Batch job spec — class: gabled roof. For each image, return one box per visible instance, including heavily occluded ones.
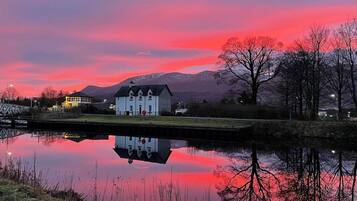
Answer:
[67,92,93,98]
[113,147,172,164]
[114,84,173,97]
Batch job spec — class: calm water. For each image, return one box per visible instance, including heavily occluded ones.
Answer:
[0,127,357,201]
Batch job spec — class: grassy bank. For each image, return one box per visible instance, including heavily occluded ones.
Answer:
[251,120,357,139]
[0,179,63,201]
[30,113,357,139]
[54,114,252,129]
[0,157,84,201]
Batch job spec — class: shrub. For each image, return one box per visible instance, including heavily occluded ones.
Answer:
[186,103,288,119]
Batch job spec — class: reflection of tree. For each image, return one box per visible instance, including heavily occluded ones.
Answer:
[216,144,279,201]
[331,152,349,200]
[278,148,329,201]
[351,157,357,201]
[31,131,65,145]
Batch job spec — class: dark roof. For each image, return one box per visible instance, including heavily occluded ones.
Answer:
[67,92,93,98]
[114,84,173,97]
[113,147,172,164]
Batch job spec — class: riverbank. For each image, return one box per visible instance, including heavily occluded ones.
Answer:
[60,114,251,128]
[26,114,252,140]
[24,114,357,140]
[0,179,79,201]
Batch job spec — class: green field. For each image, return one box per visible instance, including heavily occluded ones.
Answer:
[58,114,252,129]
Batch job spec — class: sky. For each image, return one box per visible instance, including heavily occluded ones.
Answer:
[0,0,356,97]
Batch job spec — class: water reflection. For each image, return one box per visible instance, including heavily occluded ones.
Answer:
[215,144,279,201]
[215,144,357,201]
[114,136,172,164]
[0,127,356,201]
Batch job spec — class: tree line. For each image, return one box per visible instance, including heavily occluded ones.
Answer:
[217,18,357,120]
[0,86,68,107]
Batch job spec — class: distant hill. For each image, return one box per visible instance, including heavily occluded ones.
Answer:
[81,71,233,103]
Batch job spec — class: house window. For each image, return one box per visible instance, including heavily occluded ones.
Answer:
[129,91,134,101]
[130,106,133,112]
[148,91,153,100]
[138,91,143,101]
[149,105,152,114]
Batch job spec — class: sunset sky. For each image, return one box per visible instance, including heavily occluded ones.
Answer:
[0,0,356,96]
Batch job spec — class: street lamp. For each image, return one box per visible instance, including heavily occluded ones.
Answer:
[329,94,338,120]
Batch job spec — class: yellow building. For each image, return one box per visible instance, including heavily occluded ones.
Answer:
[62,92,93,108]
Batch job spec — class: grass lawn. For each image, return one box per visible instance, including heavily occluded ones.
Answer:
[0,179,63,201]
[58,114,252,129]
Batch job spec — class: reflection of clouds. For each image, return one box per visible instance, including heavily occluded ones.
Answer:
[136,51,152,56]
[130,163,152,170]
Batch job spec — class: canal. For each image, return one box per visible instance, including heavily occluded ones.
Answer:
[0,127,356,201]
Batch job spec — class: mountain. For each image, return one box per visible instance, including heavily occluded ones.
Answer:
[81,71,233,103]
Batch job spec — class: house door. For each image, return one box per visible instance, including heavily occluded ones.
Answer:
[139,105,142,115]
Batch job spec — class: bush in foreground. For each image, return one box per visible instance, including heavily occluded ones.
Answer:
[186,103,289,119]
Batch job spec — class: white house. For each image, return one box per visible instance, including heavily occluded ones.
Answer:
[115,84,172,116]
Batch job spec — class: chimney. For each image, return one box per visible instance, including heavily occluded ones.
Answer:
[129,81,135,88]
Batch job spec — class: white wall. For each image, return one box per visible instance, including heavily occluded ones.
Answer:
[116,95,160,116]
[115,88,171,116]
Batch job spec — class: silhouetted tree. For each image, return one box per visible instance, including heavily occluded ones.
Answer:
[337,18,357,109]
[276,25,329,120]
[39,87,68,107]
[326,34,350,120]
[278,50,310,118]
[1,85,19,101]
[217,36,283,104]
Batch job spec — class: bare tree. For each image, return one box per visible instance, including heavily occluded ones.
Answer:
[39,87,66,107]
[326,32,350,120]
[292,25,329,120]
[1,85,19,101]
[338,18,357,109]
[218,36,283,104]
[278,50,311,118]
[41,87,58,100]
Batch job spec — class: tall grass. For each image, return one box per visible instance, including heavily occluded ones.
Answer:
[0,154,214,201]
[0,153,85,201]
[90,163,213,201]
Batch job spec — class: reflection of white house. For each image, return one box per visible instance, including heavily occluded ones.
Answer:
[114,84,172,116]
[113,136,171,164]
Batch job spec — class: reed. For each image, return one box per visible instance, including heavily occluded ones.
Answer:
[0,154,85,201]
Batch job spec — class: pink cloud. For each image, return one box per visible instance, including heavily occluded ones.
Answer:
[0,1,355,96]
